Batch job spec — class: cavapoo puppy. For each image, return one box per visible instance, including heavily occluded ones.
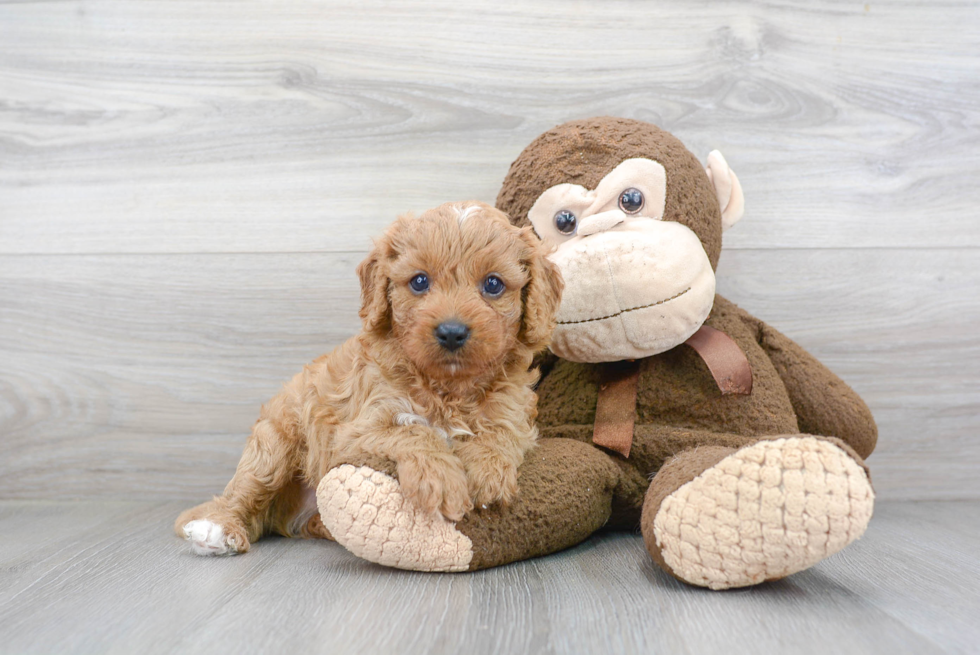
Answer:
[176,201,563,555]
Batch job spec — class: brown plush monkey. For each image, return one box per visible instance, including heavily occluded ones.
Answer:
[317,118,877,590]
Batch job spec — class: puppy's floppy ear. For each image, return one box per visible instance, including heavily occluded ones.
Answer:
[518,227,564,352]
[356,236,392,336]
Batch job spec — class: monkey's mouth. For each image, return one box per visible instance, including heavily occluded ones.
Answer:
[556,287,691,326]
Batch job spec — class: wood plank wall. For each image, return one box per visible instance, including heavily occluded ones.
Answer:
[2,0,977,501]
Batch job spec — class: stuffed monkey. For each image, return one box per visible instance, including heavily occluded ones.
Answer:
[316,118,877,589]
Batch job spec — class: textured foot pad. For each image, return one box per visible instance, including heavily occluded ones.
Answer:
[653,437,874,590]
[316,465,473,572]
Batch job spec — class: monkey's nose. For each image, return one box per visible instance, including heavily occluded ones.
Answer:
[577,209,626,237]
[435,321,470,352]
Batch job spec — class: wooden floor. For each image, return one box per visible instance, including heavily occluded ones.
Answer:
[0,500,976,655]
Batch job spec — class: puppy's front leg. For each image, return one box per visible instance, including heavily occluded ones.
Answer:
[339,425,473,521]
[453,427,532,510]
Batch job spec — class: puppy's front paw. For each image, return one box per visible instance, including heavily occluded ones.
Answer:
[467,457,519,509]
[398,453,473,521]
[182,519,248,556]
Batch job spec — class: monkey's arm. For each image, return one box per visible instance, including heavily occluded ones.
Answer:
[736,307,878,459]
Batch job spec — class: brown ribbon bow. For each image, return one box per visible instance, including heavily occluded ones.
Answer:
[591,325,753,458]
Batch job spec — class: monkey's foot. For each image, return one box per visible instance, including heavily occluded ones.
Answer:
[316,465,474,572]
[643,436,874,590]
[318,439,621,572]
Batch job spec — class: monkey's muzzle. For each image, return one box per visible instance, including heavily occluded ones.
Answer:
[547,221,716,363]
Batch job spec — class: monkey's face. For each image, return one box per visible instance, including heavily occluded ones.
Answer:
[528,158,716,363]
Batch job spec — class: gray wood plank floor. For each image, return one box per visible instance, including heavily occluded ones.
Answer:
[0,501,976,655]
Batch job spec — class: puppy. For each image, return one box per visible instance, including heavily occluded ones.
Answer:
[175,201,563,555]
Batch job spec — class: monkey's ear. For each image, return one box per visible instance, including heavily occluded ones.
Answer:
[705,150,745,231]
[518,228,565,352]
[356,238,392,336]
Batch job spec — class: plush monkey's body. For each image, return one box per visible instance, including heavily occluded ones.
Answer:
[317,118,877,589]
[535,295,875,527]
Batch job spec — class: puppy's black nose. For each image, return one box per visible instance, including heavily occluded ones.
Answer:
[435,321,470,352]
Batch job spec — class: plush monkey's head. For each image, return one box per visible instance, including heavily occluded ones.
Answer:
[496,117,744,363]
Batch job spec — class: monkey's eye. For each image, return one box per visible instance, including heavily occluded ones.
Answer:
[409,273,430,294]
[554,209,577,234]
[482,275,505,297]
[618,188,644,214]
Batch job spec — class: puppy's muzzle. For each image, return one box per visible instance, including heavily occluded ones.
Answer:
[435,321,470,352]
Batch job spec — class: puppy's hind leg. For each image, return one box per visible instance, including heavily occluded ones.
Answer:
[264,478,335,541]
[175,417,300,556]
[176,500,246,556]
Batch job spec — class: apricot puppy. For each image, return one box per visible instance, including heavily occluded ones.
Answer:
[175,201,563,555]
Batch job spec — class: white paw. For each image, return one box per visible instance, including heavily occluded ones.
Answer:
[182,519,238,556]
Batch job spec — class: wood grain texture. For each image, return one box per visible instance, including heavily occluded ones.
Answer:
[1,1,978,254]
[1,0,978,504]
[1,249,977,501]
[0,500,976,654]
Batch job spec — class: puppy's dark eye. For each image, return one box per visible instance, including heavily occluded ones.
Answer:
[409,273,429,294]
[482,275,505,297]
[554,210,577,235]
[619,188,644,214]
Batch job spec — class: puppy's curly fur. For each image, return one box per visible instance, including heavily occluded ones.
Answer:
[175,201,563,555]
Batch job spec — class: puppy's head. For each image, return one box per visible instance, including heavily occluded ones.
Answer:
[357,201,563,380]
